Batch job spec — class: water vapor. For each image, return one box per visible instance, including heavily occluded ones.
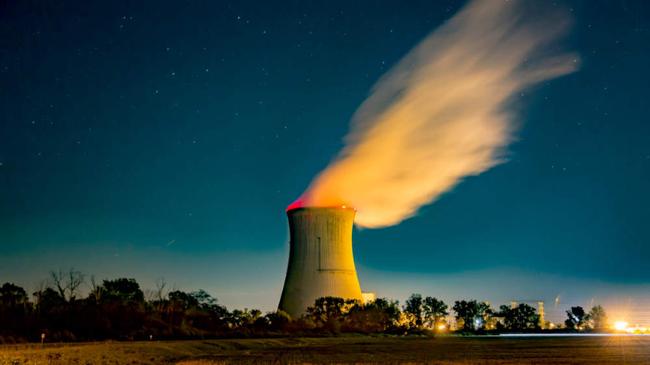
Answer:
[292,0,578,228]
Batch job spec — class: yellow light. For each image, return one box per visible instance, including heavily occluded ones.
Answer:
[437,324,446,331]
[614,321,628,331]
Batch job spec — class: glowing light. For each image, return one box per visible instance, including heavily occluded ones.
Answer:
[613,321,628,331]
[437,324,446,331]
[286,199,356,212]
[286,199,305,211]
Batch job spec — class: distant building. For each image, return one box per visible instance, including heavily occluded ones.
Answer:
[538,301,545,328]
[362,292,376,304]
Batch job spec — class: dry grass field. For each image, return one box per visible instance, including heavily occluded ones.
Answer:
[1,335,649,364]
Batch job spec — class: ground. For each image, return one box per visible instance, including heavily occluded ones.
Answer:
[1,335,649,364]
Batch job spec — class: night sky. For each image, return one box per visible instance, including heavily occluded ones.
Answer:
[1,1,649,321]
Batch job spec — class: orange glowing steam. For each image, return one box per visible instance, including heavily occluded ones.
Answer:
[290,0,578,228]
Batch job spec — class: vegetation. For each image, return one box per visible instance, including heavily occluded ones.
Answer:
[565,306,587,330]
[586,305,608,330]
[496,303,540,331]
[452,300,492,331]
[0,270,613,343]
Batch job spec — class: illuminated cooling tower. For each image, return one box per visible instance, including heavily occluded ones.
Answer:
[278,207,363,317]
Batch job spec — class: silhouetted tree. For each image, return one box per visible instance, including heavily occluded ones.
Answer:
[586,305,607,330]
[101,278,144,303]
[265,310,292,332]
[423,297,448,330]
[98,278,145,338]
[0,283,28,307]
[154,278,168,303]
[188,290,228,332]
[0,283,31,335]
[4,274,609,341]
[453,300,492,331]
[498,304,540,331]
[373,298,402,326]
[169,290,199,311]
[191,290,216,309]
[306,297,346,324]
[345,298,402,333]
[50,268,84,302]
[31,287,66,338]
[33,288,65,316]
[565,306,586,330]
[226,308,264,333]
[404,294,424,328]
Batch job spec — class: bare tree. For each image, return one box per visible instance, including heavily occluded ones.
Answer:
[67,268,84,301]
[143,288,156,302]
[89,275,98,293]
[32,279,49,303]
[50,269,67,299]
[50,268,85,301]
[89,275,103,302]
[154,277,167,302]
[151,277,168,311]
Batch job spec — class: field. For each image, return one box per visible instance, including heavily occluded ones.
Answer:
[1,335,649,364]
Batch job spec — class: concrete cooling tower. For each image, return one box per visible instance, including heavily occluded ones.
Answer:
[278,207,363,317]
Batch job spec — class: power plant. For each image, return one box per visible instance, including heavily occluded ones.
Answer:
[278,206,363,317]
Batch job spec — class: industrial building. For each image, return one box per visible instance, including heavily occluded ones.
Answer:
[278,206,363,317]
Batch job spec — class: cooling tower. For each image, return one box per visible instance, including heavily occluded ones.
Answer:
[278,207,363,317]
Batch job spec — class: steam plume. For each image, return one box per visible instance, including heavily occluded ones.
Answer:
[292,0,578,228]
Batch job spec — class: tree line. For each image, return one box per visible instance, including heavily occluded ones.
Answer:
[0,270,610,343]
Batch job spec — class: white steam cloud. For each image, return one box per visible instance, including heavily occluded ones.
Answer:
[294,0,578,228]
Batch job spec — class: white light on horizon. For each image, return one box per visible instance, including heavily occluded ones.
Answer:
[614,321,628,331]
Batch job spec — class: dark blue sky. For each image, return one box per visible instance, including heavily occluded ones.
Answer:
[1,1,649,316]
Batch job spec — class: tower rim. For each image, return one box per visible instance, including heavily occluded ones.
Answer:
[286,205,356,214]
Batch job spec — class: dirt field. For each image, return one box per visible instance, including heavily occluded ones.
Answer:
[1,335,649,364]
